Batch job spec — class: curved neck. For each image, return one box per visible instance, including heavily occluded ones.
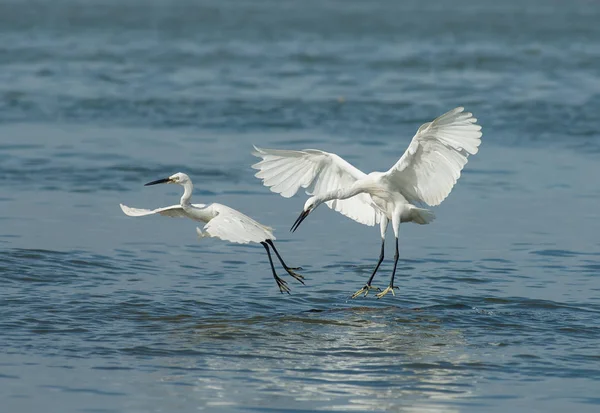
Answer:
[316,184,365,206]
[180,181,194,206]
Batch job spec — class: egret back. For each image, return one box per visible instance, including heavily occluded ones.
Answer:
[197,203,275,244]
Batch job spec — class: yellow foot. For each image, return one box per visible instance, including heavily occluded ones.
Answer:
[376,285,399,299]
[275,276,291,294]
[285,267,305,285]
[351,284,380,299]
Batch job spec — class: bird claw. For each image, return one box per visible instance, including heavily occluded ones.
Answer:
[275,276,291,294]
[350,284,380,299]
[285,267,305,285]
[376,285,399,299]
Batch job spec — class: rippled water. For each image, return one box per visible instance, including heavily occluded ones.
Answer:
[2,0,600,412]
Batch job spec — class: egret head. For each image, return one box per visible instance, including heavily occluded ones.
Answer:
[290,196,319,233]
[145,172,191,186]
[168,172,191,185]
[303,196,318,212]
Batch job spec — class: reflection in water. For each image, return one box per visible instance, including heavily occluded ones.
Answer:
[158,306,473,411]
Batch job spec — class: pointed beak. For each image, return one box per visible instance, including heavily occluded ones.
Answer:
[144,177,171,186]
[290,209,311,233]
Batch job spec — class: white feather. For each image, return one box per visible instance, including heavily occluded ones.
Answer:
[252,147,381,226]
[120,173,303,294]
[197,203,274,244]
[250,107,482,298]
[383,107,482,206]
[120,203,206,220]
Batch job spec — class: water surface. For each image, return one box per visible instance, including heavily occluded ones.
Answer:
[1,0,600,412]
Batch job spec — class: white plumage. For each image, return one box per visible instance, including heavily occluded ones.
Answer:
[195,203,275,245]
[120,172,303,294]
[252,107,482,298]
[252,148,381,226]
[120,204,203,219]
[120,202,274,244]
[384,107,482,206]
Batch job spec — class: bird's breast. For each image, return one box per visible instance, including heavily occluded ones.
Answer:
[371,191,410,218]
[371,194,393,215]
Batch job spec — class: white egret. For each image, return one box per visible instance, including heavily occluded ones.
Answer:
[252,107,482,298]
[119,172,304,294]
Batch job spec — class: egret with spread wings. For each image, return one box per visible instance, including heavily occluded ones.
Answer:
[120,172,304,294]
[252,107,482,298]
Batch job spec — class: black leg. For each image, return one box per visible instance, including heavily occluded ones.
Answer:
[265,239,304,285]
[366,238,385,286]
[351,238,385,299]
[261,242,290,294]
[376,237,400,298]
[389,237,400,288]
[265,239,302,270]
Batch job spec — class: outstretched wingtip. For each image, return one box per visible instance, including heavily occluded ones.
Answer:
[119,203,135,216]
[251,145,264,157]
[251,145,269,169]
[447,106,465,117]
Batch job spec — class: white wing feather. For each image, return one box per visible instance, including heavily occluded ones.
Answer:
[384,107,482,206]
[252,147,380,226]
[119,203,207,220]
[120,203,188,218]
[196,203,274,244]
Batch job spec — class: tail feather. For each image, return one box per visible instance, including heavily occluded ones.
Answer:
[411,207,436,225]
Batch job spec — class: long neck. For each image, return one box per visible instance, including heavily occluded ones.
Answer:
[180,181,194,206]
[316,183,366,205]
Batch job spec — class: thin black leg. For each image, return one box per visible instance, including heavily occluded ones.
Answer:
[261,242,290,294]
[389,237,400,288]
[376,237,400,298]
[265,239,304,285]
[351,238,385,299]
[366,238,385,286]
[265,239,302,270]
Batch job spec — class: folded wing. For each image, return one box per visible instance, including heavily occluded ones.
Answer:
[197,203,274,244]
[252,147,380,226]
[383,107,482,206]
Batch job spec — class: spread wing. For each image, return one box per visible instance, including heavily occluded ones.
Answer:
[196,203,274,244]
[383,107,482,206]
[119,203,206,219]
[252,147,380,226]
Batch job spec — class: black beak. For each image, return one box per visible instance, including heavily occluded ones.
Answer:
[144,177,171,186]
[290,209,310,233]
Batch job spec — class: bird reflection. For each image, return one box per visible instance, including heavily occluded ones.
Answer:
[157,305,475,411]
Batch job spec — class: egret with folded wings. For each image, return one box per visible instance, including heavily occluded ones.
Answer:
[252,107,482,298]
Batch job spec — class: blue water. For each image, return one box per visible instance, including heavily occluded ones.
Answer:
[2,0,600,412]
